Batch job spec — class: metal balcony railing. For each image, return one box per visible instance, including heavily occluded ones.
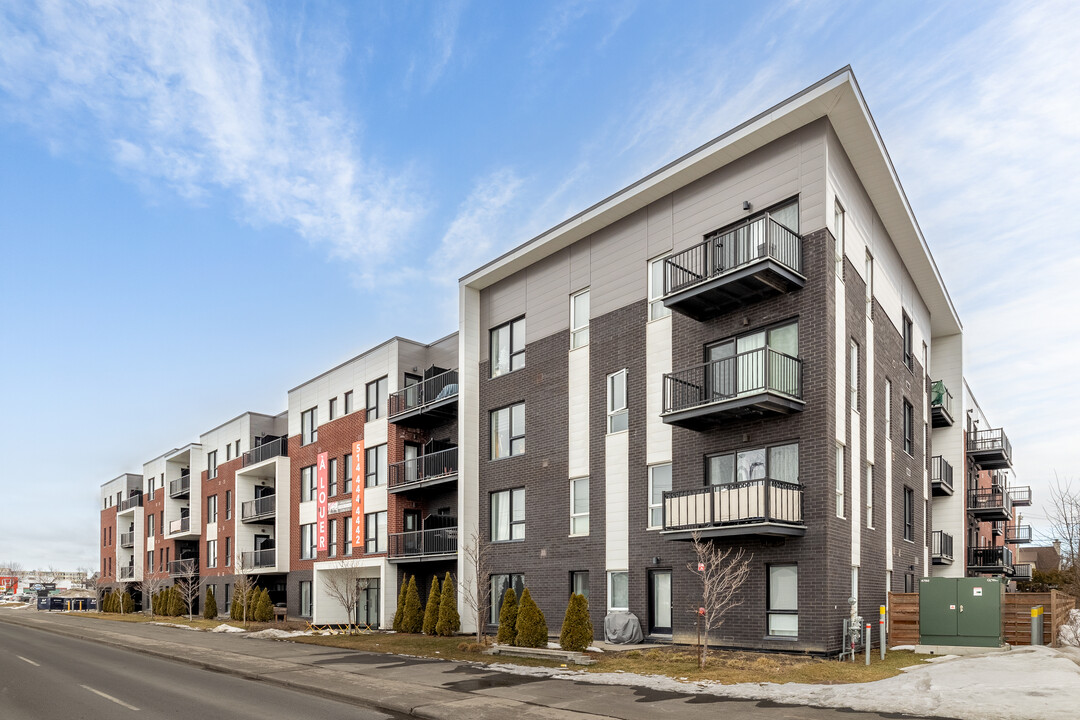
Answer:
[388,526,458,559]
[167,559,198,577]
[119,532,134,548]
[1009,486,1032,506]
[169,475,190,498]
[241,548,276,569]
[242,437,288,467]
[663,348,802,415]
[119,492,143,511]
[388,447,458,490]
[119,566,135,580]
[662,213,802,297]
[388,369,459,418]
[931,455,954,495]
[1012,563,1033,581]
[968,546,1013,570]
[241,495,276,522]
[663,479,804,531]
[1006,525,1033,544]
[932,530,954,561]
[968,488,1013,517]
[930,380,954,426]
[967,428,1012,468]
[169,517,191,534]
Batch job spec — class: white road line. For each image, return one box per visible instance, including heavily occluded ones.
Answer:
[80,685,140,711]
[16,656,39,667]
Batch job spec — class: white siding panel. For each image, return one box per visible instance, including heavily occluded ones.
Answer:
[645,316,672,465]
[605,431,629,571]
[567,346,590,478]
[570,237,591,293]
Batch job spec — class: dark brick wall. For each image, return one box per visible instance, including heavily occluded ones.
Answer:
[202,456,240,578]
[100,506,116,580]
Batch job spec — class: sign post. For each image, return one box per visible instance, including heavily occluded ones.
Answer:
[880,605,886,660]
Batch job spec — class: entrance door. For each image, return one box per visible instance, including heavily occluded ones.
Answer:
[404,443,420,483]
[356,578,380,627]
[403,510,421,555]
[404,373,422,410]
[648,570,672,635]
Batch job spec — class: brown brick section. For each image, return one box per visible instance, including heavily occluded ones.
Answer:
[100,506,117,580]
[202,456,241,580]
[142,479,176,581]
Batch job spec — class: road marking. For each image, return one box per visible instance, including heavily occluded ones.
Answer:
[80,685,140,711]
[16,656,39,667]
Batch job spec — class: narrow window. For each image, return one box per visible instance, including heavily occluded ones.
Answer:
[902,313,914,372]
[570,477,589,536]
[491,487,525,541]
[608,571,629,611]
[366,377,388,420]
[648,257,672,320]
[865,463,874,529]
[865,251,873,317]
[364,511,387,553]
[570,571,589,599]
[225,443,232,462]
[329,397,338,421]
[834,200,845,277]
[207,495,218,523]
[301,523,316,559]
[225,537,231,567]
[344,390,354,415]
[903,487,915,541]
[300,581,312,616]
[490,574,525,624]
[328,519,338,557]
[301,465,316,502]
[207,450,218,479]
[607,369,628,433]
[490,317,526,377]
[328,457,338,497]
[225,490,232,520]
[835,444,845,518]
[207,539,217,568]
[344,516,352,555]
[903,400,915,456]
[648,463,672,528]
[301,407,318,445]
[570,289,590,349]
[768,564,798,637]
[365,445,387,487]
[343,453,352,494]
[491,403,525,459]
[849,340,859,412]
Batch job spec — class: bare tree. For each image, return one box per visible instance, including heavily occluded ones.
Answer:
[231,552,258,626]
[460,528,493,644]
[75,567,96,591]
[176,561,201,620]
[139,575,168,619]
[321,562,367,632]
[41,566,61,584]
[687,531,752,669]
[1046,475,1080,597]
[85,573,108,611]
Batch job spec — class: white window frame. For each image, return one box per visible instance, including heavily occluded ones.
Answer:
[366,376,388,420]
[570,289,590,349]
[491,403,525,459]
[300,581,312,617]
[490,317,526,377]
[607,369,628,434]
[569,477,589,536]
[768,564,798,638]
[207,539,217,569]
[301,407,318,445]
[849,339,859,412]
[607,571,629,612]
[207,450,218,479]
[647,463,671,529]
[300,524,316,559]
[491,487,525,542]
[865,462,874,529]
[884,379,892,440]
[835,444,845,518]
[648,257,672,321]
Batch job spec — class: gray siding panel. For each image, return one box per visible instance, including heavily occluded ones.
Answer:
[590,208,649,318]
[646,196,674,259]
[569,236,591,293]
[525,247,571,345]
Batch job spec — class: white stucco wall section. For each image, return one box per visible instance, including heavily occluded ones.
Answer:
[567,346,590,478]
[605,431,630,572]
[931,333,965,578]
[457,285,481,635]
[645,316,673,466]
[311,557,390,626]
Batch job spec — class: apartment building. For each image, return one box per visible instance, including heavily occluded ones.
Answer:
[100,473,142,583]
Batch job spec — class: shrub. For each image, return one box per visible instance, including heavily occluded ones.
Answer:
[121,591,134,615]
[514,588,547,648]
[203,586,218,619]
[423,576,441,636]
[559,593,593,652]
[436,572,460,636]
[255,588,273,622]
[401,575,424,633]
[393,575,408,631]
[167,586,184,617]
[495,587,518,644]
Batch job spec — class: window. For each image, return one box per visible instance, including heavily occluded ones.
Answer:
[301,465,317,502]
[849,340,859,411]
[903,400,915,456]
[490,317,526,377]
[571,571,589,599]
[834,199,845,277]
[365,445,387,487]
[207,539,217,568]
[344,390,354,415]
[301,523,316,559]
[865,252,874,317]
[608,571,629,611]
[160,511,164,536]
[226,443,232,462]
[329,397,338,421]
[491,403,525,459]
[648,257,672,321]
[570,290,590,348]
[301,407,318,445]
[866,463,874,529]
[835,444,845,518]
[366,377,388,420]
[902,313,914,372]
[344,453,352,494]
[207,450,218,479]
[225,490,232,521]
[570,477,589,536]
[884,379,892,440]
[224,583,231,607]
[903,487,915,541]
[491,487,525,541]
[207,495,218,523]
[147,514,155,537]
[328,458,338,497]
[147,550,153,571]
[707,443,799,486]
[364,511,387,554]
[904,573,915,593]
[490,574,525,623]
[300,581,312,617]
[851,566,859,605]
[235,440,240,458]
[648,463,672,528]
[768,564,798,637]
[225,537,231,567]
[607,370,628,433]
[344,516,352,555]
[328,519,338,557]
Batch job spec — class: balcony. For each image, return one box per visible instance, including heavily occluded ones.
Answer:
[241,495,276,523]
[241,548,276,569]
[968,546,1013,574]
[931,455,954,496]
[931,530,954,565]
[118,566,135,580]
[389,447,458,494]
[968,428,1013,470]
[388,525,458,562]
[930,380,954,428]
[1009,486,1032,507]
[119,532,134,549]
[1006,525,1033,544]
[968,487,1013,522]
[661,213,804,321]
[1012,563,1033,581]
[118,492,143,512]
[167,559,198,577]
[242,436,288,467]
[169,475,190,498]
[662,348,803,429]
[661,479,805,540]
[169,517,192,535]
[388,369,459,427]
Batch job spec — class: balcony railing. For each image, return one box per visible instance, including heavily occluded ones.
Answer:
[388,369,459,425]
[930,380,954,427]
[119,532,134,548]
[241,495,276,522]
[968,487,1013,521]
[241,548,276,569]
[931,530,954,564]
[388,447,458,492]
[388,526,458,560]
[931,455,954,496]
[169,517,191,534]
[1012,563,1033,581]
[242,437,288,467]
[968,428,1013,470]
[662,479,805,538]
[119,492,143,512]
[662,348,803,429]
[118,566,135,580]
[1009,486,1032,507]
[968,546,1013,572]
[167,559,198,577]
[169,475,190,498]
[1006,525,1033,544]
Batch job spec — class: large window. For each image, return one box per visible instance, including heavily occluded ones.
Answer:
[834,199,845,277]
[904,487,915,541]
[491,487,525,542]
[328,457,338,497]
[902,313,914,372]
[768,564,798,637]
[366,376,388,420]
[706,443,798,486]
[207,450,218,479]
[301,465,317,502]
[706,320,799,398]
[300,524,316,559]
[570,289,590,349]
[301,407,318,445]
[835,444,845,518]
[491,403,525,459]
[490,317,526,377]
[903,400,915,456]
[365,444,387,487]
[608,571,629,611]
[490,574,525,623]
[365,511,387,553]
[207,494,218,523]
[607,370,628,433]
[207,539,217,568]
[648,463,672,529]
[648,257,671,321]
[300,581,312,617]
[570,477,589,536]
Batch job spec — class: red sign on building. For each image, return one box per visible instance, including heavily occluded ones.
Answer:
[352,441,365,549]
[316,452,329,552]
[0,576,17,595]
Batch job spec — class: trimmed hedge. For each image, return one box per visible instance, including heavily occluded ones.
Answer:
[204,586,218,619]
[514,588,547,648]
[559,593,592,652]
[496,588,518,644]
[435,572,460,636]
[401,575,423,633]
[423,576,441,636]
[393,575,407,631]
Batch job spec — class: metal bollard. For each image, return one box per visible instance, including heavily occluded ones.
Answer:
[879,605,886,660]
[865,623,871,665]
[1031,606,1044,646]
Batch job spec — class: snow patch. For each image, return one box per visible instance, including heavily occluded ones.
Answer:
[1058,609,1080,647]
[151,622,198,631]
[244,628,313,640]
[211,624,246,633]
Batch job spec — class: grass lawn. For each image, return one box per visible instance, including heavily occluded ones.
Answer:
[66,611,308,633]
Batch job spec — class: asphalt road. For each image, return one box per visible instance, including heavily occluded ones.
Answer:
[0,620,402,720]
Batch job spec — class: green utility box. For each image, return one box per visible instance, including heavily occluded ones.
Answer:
[919,577,1004,647]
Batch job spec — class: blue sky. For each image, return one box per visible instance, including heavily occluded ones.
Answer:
[1,0,1078,570]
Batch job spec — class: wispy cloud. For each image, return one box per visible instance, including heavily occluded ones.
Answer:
[404,0,467,93]
[0,0,420,258]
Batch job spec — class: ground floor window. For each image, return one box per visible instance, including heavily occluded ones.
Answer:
[300,580,312,617]
[608,571,629,611]
[767,564,798,637]
[490,573,524,623]
[223,584,231,607]
[357,578,379,627]
[570,571,588,599]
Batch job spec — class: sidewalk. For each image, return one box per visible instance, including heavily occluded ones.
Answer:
[0,610,913,720]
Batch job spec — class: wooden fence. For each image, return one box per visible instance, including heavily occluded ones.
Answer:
[887,591,1076,647]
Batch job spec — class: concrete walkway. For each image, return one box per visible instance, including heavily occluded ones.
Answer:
[0,610,932,720]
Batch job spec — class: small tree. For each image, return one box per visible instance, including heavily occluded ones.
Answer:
[460,529,493,644]
[121,590,135,615]
[436,572,460,637]
[167,585,185,617]
[204,586,218,619]
[559,593,592,652]
[176,562,200,620]
[255,588,273,622]
[393,574,408,631]
[495,587,518,644]
[514,588,547,648]
[322,563,366,632]
[401,576,424,633]
[139,576,167,618]
[423,576,441,636]
[688,531,751,669]
[231,553,258,627]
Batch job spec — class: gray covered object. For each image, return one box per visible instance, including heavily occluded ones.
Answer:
[603,611,644,644]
